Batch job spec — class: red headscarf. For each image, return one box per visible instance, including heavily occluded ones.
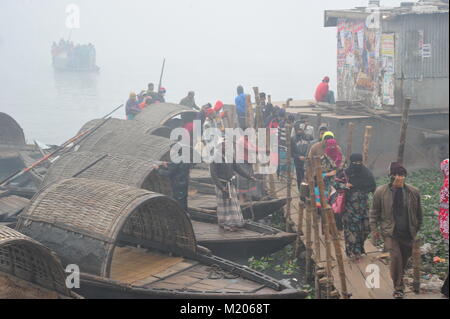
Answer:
[439,159,449,240]
[325,138,342,168]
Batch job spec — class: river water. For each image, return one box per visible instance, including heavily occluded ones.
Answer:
[1,0,385,145]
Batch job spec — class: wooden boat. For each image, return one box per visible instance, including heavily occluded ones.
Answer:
[134,103,198,129]
[0,225,80,298]
[0,112,47,187]
[188,209,296,259]
[16,178,305,299]
[76,119,175,162]
[0,194,29,226]
[40,151,172,196]
[189,191,287,221]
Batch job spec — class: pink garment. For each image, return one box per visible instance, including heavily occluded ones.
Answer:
[325,138,342,168]
[439,159,449,240]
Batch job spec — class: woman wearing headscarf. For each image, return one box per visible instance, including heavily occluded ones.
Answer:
[335,153,376,261]
[439,159,449,297]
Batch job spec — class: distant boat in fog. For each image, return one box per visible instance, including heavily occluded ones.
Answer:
[51,38,99,72]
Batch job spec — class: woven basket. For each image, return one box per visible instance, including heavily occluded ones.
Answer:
[17,178,196,277]
[0,112,26,146]
[41,151,173,196]
[0,225,71,297]
[134,103,198,128]
[76,119,175,162]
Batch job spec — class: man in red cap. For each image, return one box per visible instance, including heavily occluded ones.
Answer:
[370,162,423,299]
[314,76,335,104]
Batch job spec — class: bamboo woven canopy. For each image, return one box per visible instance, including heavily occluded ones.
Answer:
[40,151,173,196]
[76,119,175,161]
[17,178,197,277]
[0,225,71,296]
[0,112,26,146]
[134,103,198,128]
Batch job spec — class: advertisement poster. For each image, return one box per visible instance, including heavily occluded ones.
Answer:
[336,18,379,104]
[381,33,395,105]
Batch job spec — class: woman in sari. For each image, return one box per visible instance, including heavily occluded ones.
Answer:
[335,153,376,261]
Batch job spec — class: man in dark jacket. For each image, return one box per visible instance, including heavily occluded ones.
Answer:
[291,121,310,191]
[370,162,423,299]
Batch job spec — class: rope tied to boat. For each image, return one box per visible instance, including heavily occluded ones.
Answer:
[207,264,240,280]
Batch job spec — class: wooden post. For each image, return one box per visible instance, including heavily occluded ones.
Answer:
[363,126,373,166]
[412,237,421,293]
[324,206,349,299]
[397,97,411,164]
[306,158,321,298]
[253,87,264,129]
[313,157,349,299]
[313,156,333,299]
[345,122,355,163]
[245,94,254,129]
[295,199,305,256]
[316,113,322,137]
[285,123,293,232]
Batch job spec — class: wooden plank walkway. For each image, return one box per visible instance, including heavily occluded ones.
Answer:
[274,177,443,299]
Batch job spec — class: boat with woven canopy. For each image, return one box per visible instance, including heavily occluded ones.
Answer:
[75,120,175,162]
[16,178,305,299]
[40,151,172,196]
[134,103,198,129]
[0,225,80,298]
[38,151,294,258]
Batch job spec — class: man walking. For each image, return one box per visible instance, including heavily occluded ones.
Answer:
[370,162,423,299]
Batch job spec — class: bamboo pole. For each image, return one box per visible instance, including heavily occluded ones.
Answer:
[252,87,264,129]
[324,206,349,299]
[295,199,305,256]
[285,123,293,232]
[313,156,333,299]
[245,94,254,129]
[306,158,322,298]
[412,237,421,293]
[316,113,322,137]
[345,122,355,163]
[363,126,373,166]
[313,157,349,299]
[397,97,411,164]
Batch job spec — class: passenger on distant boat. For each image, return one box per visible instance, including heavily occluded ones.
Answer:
[125,92,141,120]
[180,91,199,111]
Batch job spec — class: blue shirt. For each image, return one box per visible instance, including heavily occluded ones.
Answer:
[235,93,246,116]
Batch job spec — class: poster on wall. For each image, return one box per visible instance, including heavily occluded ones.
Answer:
[336,18,380,105]
[381,33,395,105]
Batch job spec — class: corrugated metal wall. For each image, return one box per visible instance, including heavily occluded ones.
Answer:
[383,12,449,79]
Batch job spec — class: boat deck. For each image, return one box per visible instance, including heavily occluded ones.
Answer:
[111,246,272,294]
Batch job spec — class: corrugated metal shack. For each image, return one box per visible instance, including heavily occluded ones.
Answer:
[277,1,448,174]
[324,0,449,111]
